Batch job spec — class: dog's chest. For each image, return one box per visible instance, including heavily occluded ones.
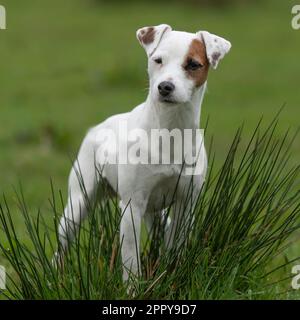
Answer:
[117,162,198,213]
[145,163,181,203]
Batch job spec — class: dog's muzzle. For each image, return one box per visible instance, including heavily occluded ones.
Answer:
[158,81,175,100]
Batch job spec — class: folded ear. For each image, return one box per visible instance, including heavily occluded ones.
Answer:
[197,31,231,69]
[137,24,172,57]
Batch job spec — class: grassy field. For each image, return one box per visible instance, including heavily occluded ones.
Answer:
[0,0,300,299]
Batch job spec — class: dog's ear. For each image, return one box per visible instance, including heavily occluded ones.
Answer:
[137,24,172,57]
[197,31,231,69]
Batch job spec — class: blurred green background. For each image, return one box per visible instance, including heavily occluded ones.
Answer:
[0,0,299,221]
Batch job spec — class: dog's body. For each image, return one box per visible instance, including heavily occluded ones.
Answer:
[55,25,231,281]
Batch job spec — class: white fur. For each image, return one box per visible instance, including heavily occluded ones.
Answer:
[54,25,231,282]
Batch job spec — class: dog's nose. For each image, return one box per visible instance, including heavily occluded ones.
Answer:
[158,81,175,97]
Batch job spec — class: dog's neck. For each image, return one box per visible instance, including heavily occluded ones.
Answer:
[144,82,207,131]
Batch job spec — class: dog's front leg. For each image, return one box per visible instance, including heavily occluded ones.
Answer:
[120,202,142,282]
[164,199,195,251]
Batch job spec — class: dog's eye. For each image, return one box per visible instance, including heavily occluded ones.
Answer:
[154,57,162,64]
[185,59,203,71]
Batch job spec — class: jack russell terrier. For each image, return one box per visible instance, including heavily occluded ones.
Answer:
[54,24,231,281]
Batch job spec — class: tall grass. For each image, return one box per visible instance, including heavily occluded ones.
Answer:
[0,117,300,299]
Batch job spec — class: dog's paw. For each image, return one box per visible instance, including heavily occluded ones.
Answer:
[123,269,140,297]
[125,278,140,298]
[51,251,65,271]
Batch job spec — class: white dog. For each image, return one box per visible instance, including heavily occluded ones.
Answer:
[54,24,231,281]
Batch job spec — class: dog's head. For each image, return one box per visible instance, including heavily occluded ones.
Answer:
[137,24,231,105]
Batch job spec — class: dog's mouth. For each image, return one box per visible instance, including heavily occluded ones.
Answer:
[160,97,176,104]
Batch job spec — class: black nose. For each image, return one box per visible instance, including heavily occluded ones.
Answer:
[158,81,175,97]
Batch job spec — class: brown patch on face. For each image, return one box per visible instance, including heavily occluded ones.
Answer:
[138,27,155,45]
[182,38,209,88]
